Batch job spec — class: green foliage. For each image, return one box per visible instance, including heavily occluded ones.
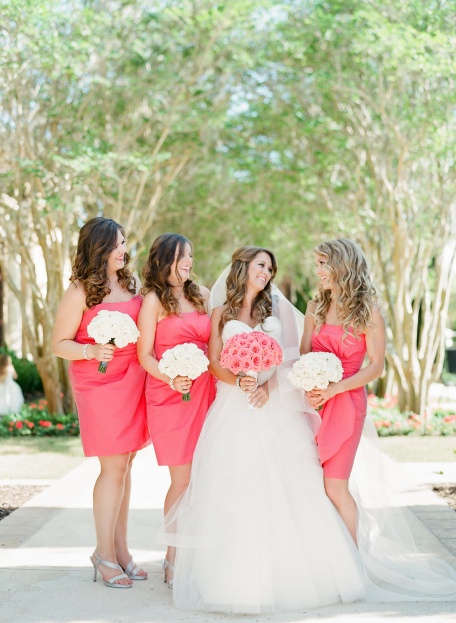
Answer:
[0,400,79,437]
[1,0,456,413]
[11,358,43,396]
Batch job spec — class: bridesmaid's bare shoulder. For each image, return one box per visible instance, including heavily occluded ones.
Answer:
[199,285,210,302]
[62,280,87,308]
[305,300,316,316]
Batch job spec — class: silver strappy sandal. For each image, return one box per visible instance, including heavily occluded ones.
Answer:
[90,552,132,588]
[161,558,174,588]
[122,556,148,580]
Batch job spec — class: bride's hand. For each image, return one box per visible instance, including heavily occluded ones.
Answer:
[248,383,269,409]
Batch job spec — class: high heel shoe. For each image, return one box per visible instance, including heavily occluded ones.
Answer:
[121,556,148,580]
[161,559,174,588]
[90,551,132,588]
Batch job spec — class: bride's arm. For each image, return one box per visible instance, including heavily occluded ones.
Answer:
[208,307,256,392]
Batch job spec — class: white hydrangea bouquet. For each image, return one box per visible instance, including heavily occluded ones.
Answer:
[87,310,140,373]
[158,342,210,402]
[288,351,343,392]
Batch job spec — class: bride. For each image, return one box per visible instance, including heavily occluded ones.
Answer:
[158,246,366,613]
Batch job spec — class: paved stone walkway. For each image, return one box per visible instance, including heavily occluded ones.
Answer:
[1,446,456,623]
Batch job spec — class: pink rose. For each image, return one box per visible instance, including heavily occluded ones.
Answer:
[238,348,250,360]
[251,355,261,368]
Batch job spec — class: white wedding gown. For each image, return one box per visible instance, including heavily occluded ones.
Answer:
[158,317,366,613]
[0,368,24,415]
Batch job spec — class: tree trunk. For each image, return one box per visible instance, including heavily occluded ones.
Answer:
[0,259,4,348]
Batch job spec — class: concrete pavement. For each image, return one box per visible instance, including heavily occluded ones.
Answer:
[1,446,456,623]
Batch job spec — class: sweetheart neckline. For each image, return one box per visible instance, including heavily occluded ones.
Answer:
[226,319,262,331]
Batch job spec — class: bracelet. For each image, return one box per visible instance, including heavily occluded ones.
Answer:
[82,344,93,361]
[169,377,176,391]
[235,375,242,389]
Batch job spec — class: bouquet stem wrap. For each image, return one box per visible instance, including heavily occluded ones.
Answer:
[98,338,115,374]
[245,370,258,409]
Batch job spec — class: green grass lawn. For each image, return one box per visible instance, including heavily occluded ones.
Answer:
[0,437,85,480]
[379,435,456,462]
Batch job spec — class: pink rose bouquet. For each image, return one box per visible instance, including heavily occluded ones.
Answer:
[220,331,283,390]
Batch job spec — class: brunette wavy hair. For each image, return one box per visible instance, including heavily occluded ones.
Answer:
[141,233,206,315]
[70,217,136,308]
[0,354,10,383]
[219,246,277,333]
[313,238,378,337]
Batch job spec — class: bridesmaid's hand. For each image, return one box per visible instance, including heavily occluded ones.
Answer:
[90,343,116,363]
[172,375,193,394]
[248,383,269,409]
[307,383,339,409]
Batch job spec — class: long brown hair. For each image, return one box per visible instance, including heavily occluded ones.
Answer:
[141,233,206,315]
[219,246,277,332]
[70,217,136,308]
[313,238,378,337]
[0,354,10,383]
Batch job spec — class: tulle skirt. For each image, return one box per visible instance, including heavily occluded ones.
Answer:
[157,380,365,614]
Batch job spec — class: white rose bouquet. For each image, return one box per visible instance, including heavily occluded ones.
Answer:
[87,310,140,373]
[158,342,210,402]
[288,351,343,393]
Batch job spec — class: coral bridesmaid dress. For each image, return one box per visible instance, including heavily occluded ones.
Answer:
[146,310,216,466]
[69,295,149,457]
[312,324,367,478]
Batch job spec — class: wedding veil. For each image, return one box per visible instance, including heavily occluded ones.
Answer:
[208,263,456,601]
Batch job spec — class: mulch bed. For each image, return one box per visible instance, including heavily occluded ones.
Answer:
[0,485,45,521]
[432,484,456,511]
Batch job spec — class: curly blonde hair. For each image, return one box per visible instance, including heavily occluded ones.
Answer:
[70,217,136,308]
[141,233,206,315]
[313,238,377,337]
[219,246,277,333]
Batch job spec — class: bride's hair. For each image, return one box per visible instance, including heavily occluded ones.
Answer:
[70,217,136,308]
[219,246,277,332]
[313,238,378,337]
[141,233,206,315]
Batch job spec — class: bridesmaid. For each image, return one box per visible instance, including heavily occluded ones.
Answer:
[137,233,216,586]
[300,238,386,542]
[52,217,149,588]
